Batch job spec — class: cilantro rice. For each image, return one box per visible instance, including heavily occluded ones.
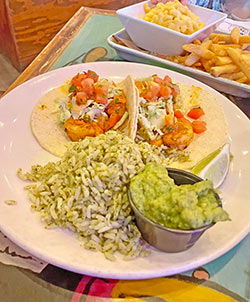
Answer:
[17,131,185,261]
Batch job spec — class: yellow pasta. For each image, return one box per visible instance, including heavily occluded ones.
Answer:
[143,0,205,35]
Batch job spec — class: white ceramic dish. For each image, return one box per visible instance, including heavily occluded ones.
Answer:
[0,62,250,279]
[116,0,227,55]
[108,29,250,98]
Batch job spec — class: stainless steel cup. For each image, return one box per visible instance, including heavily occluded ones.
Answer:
[128,168,221,253]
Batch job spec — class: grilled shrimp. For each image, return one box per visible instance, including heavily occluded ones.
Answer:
[162,120,194,150]
[64,117,103,141]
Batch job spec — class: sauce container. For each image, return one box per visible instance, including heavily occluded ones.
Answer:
[128,168,221,252]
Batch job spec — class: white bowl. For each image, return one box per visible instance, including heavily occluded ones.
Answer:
[116,1,227,55]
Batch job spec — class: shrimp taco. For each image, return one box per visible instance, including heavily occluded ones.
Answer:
[134,74,227,169]
[31,70,138,157]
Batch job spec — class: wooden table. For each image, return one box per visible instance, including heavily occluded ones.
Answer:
[1,6,250,302]
[0,0,141,71]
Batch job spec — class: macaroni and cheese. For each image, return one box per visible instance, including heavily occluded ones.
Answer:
[143,0,205,35]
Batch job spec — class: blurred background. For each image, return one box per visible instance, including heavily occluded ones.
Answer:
[0,0,143,96]
[0,0,249,96]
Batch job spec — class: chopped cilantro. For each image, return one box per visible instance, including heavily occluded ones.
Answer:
[69,84,76,93]
[165,126,173,132]
[115,109,120,114]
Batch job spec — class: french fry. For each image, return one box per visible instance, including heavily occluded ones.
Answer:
[242,54,250,64]
[210,64,239,77]
[220,71,245,80]
[184,52,200,66]
[236,76,248,83]
[210,44,227,56]
[214,44,241,49]
[212,36,220,44]
[231,27,240,44]
[226,48,250,80]
[193,62,202,67]
[201,39,212,49]
[241,44,250,50]
[210,44,241,56]
[209,33,232,43]
[218,40,226,45]
[182,44,214,59]
[239,36,250,44]
[210,30,250,45]
[214,56,233,66]
[176,55,188,63]
[200,58,213,72]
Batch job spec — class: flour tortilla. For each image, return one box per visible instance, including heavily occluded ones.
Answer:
[116,75,138,140]
[133,81,228,170]
[168,84,228,170]
[31,75,138,157]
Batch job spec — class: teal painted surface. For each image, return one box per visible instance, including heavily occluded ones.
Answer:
[51,15,123,70]
[184,233,250,301]
[206,236,250,300]
[49,14,250,301]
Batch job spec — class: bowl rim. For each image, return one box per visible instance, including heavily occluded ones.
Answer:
[116,1,227,38]
[128,167,219,234]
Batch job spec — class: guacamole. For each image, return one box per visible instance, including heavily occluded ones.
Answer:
[129,163,230,230]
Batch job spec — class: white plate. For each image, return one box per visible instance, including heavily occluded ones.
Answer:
[108,29,250,98]
[0,62,250,279]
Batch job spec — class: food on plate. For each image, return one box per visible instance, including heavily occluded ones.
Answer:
[129,162,230,229]
[165,28,250,85]
[18,131,181,261]
[19,69,230,259]
[143,0,205,35]
[134,74,227,169]
[31,70,138,157]
[30,67,228,172]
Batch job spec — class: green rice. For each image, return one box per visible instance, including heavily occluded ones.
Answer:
[17,131,183,261]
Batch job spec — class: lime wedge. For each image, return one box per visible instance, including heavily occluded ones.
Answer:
[191,143,230,188]
[191,147,223,175]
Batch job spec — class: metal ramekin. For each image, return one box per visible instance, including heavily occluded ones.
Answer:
[128,168,221,253]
